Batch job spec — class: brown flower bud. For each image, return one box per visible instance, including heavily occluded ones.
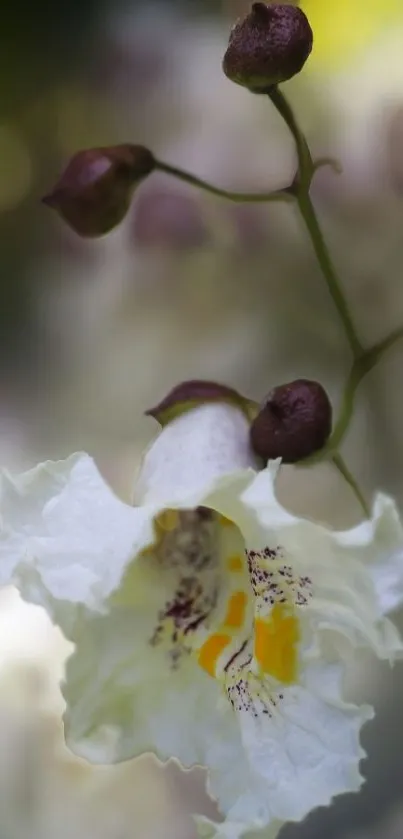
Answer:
[146,380,258,427]
[250,379,332,463]
[223,3,313,92]
[43,144,155,237]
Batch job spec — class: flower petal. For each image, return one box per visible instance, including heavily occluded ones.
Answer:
[0,453,155,616]
[62,599,226,765]
[191,462,403,834]
[135,403,257,506]
[195,813,282,839]
[2,437,403,839]
[62,510,244,766]
[335,493,403,615]
[0,454,245,774]
[194,662,371,836]
[216,463,403,660]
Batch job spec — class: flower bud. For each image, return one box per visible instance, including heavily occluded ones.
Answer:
[250,379,332,463]
[146,380,258,427]
[43,144,155,237]
[223,3,313,92]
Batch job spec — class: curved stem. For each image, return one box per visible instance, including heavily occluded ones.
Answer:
[267,86,313,189]
[267,86,363,360]
[332,453,370,518]
[155,160,292,204]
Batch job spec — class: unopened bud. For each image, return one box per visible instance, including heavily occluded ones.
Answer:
[43,144,155,237]
[223,3,313,92]
[146,380,257,427]
[250,379,332,463]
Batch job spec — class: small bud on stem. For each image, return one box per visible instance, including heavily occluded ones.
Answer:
[146,380,258,427]
[250,379,332,463]
[43,144,155,237]
[223,3,313,92]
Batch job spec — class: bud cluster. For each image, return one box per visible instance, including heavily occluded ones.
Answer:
[147,377,332,465]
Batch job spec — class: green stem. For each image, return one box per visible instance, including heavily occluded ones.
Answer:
[155,160,292,204]
[268,86,363,360]
[363,324,403,369]
[326,363,362,453]
[297,190,363,359]
[268,86,403,466]
[329,326,403,450]
[332,453,370,518]
[267,86,313,189]
[302,325,403,465]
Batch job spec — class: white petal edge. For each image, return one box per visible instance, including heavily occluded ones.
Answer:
[195,813,283,839]
[0,454,157,616]
[335,493,403,615]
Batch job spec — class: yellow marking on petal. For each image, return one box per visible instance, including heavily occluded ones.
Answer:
[224,591,247,629]
[219,514,235,528]
[254,604,299,685]
[155,510,179,532]
[227,555,243,572]
[198,633,231,678]
[140,543,155,558]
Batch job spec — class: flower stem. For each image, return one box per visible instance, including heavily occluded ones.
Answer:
[267,86,363,360]
[267,85,313,189]
[300,325,403,466]
[297,191,364,359]
[154,159,292,204]
[329,326,403,452]
[362,324,403,369]
[332,452,370,518]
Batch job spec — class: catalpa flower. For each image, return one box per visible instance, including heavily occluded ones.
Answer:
[0,383,403,839]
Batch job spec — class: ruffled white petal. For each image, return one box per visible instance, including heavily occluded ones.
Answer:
[193,662,371,838]
[335,493,403,615]
[75,647,367,837]
[0,454,156,617]
[224,463,403,660]
[192,461,402,836]
[0,450,243,772]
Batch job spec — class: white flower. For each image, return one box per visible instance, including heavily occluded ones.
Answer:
[0,401,403,839]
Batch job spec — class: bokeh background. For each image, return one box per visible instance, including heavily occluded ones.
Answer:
[1,0,403,836]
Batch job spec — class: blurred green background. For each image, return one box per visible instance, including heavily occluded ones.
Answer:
[1,1,403,837]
